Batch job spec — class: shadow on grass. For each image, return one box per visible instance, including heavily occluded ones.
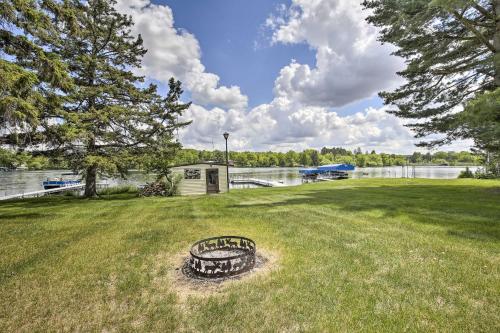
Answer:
[229,184,500,242]
[0,212,53,221]
[0,192,140,210]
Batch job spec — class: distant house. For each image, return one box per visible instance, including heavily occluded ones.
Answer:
[171,162,229,195]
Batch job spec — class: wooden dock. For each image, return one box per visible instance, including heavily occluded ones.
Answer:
[0,183,109,201]
[230,178,284,187]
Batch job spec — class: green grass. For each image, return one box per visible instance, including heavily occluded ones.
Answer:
[0,178,499,332]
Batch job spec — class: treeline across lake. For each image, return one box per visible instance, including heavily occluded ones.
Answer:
[173,148,482,168]
[1,147,481,170]
[0,149,68,170]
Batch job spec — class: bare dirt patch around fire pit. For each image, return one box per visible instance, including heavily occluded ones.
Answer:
[167,248,279,302]
[198,249,246,258]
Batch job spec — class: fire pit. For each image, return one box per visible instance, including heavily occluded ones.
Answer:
[189,236,256,278]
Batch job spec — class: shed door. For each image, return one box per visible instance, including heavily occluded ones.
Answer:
[206,169,220,193]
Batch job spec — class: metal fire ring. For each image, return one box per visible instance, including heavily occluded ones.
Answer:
[189,236,256,278]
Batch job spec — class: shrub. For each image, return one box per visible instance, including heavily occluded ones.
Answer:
[458,167,474,178]
[98,185,138,195]
[458,167,500,180]
[474,171,498,179]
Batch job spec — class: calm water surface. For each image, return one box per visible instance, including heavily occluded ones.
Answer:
[0,166,480,197]
[229,166,481,188]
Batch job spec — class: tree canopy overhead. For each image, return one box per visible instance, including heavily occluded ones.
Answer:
[362,0,499,150]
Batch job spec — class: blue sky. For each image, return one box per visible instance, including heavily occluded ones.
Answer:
[159,0,384,114]
[161,0,313,107]
[116,0,470,153]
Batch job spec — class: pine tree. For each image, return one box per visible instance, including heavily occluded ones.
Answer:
[50,0,190,197]
[362,0,499,148]
[0,0,72,142]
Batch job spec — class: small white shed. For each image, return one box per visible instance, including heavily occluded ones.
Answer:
[171,163,229,195]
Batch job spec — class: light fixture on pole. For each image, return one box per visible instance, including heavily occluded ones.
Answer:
[223,132,230,191]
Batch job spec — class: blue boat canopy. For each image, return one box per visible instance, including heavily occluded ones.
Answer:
[317,164,355,171]
[299,168,320,175]
[299,164,355,175]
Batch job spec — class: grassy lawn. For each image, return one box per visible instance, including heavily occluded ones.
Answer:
[0,178,499,332]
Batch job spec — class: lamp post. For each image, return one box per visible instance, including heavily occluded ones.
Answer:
[223,132,230,191]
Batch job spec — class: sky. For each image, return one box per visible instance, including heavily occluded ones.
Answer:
[115,0,473,153]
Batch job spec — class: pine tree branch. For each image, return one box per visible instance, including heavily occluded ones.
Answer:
[431,49,489,75]
[96,20,115,55]
[451,9,495,52]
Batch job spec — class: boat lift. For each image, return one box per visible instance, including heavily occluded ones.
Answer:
[299,164,355,181]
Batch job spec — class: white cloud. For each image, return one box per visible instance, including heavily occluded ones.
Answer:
[185,72,248,110]
[179,100,472,153]
[178,104,252,150]
[268,0,404,107]
[179,100,423,153]
[115,0,248,110]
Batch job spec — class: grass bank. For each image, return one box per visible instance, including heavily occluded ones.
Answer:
[0,179,499,331]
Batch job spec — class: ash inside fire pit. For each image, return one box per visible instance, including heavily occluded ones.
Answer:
[189,236,256,278]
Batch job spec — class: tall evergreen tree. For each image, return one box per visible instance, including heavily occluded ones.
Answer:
[50,0,190,197]
[0,0,72,142]
[362,0,499,149]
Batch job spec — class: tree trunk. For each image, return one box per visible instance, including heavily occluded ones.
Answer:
[495,0,500,87]
[84,165,98,198]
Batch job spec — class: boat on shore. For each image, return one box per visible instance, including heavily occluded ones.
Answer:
[42,177,81,190]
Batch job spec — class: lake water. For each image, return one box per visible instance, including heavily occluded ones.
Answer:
[229,166,481,188]
[0,166,481,197]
